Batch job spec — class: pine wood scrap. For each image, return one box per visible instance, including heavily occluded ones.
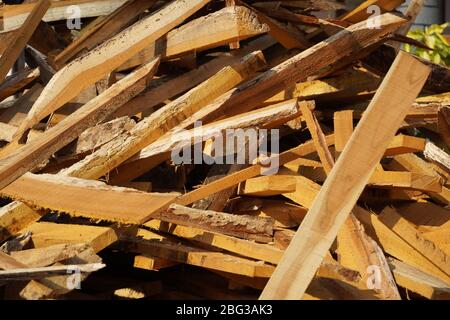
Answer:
[112,35,276,119]
[133,255,179,271]
[0,0,128,33]
[0,173,180,224]
[121,228,275,278]
[424,141,450,173]
[0,57,160,190]
[388,257,450,300]
[0,83,42,127]
[118,5,270,70]
[0,0,50,82]
[0,263,105,281]
[11,0,213,141]
[0,68,40,103]
[260,52,430,299]
[238,175,297,197]
[340,0,405,23]
[154,204,274,243]
[22,222,117,253]
[51,0,158,69]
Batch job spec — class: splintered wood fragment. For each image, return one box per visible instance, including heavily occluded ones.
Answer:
[395,202,450,232]
[369,171,442,193]
[51,0,157,69]
[156,204,274,243]
[10,243,90,267]
[341,0,405,23]
[225,0,240,49]
[12,0,212,140]
[393,0,425,51]
[0,68,40,102]
[0,263,105,281]
[119,5,269,70]
[1,173,179,224]
[388,258,450,300]
[0,58,160,190]
[239,175,297,197]
[260,52,430,300]
[61,51,266,181]
[424,141,450,173]
[134,255,179,271]
[336,214,401,300]
[113,35,275,118]
[0,0,50,82]
[334,110,354,158]
[383,134,425,156]
[0,0,127,33]
[199,13,407,122]
[378,207,450,278]
[145,219,283,265]
[0,51,265,244]
[354,207,450,285]
[23,222,118,253]
[300,101,334,174]
[123,228,275,278]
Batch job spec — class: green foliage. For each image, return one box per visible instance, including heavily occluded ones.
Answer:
[404,23,450,67]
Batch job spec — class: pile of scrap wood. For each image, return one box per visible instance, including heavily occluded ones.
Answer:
[0,0,449,300]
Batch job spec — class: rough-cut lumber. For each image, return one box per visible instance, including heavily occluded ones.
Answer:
[12,0,212,140]
[198,13,407,122]
[113,35,276,118]
[239,175,297,197]
[424,141,450,173]
[22,222,117,253]
[388,258,450,300]
[0,0,50,82]
[0,263,105,281]
[156,204,274,243]
[340,0,405,23]
[119,5,269,70]
[369,171,442,193]
[0,58,160,190]
[145,219,282,265]
[260,52,430,299]
[378,207,450,279]
[61,51,266,180]
[10,243,90,267]
[354,207,450,285]
[122,228,275,278]
[0,68,40,102]
[383,134,425,156]
[51,0,157,69]
[334,110,354,158]
[1,173,179,224]
[0,0,128,33]
[300,101,334,174]
[133,255,179,271]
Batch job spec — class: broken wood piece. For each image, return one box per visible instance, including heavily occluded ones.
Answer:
[1,173,180,224]
[11,0,212,141]
[239,175,297,197]
[155,204,274,243]
[0,57,160,189]
[0,263,105,281]
[0,0,50,82]
[260,51,430,299]
[133,254,179,271]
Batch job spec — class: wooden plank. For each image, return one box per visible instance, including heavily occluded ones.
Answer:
[198,13,407,123]
[133,255,179,271]
[11,0,212,141]
[23,222,118,253]
[341,0,405,23]
[0,263,105,281]
[0,68,40,102]
[155,204,274,243]
[0,57,160,190]
[118,5,269,70]
[369,170,442,193]
[388,258,450,300]
[334,110,354,158]
[1,173,179,224]
[123,228,275,278]
[299,101,334,174]
[239,175,297,197]
[260,51,430,299]
[378,207,450,278]
[51,0,157,69]
[0,0,128,33]
[0,0,50,82]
